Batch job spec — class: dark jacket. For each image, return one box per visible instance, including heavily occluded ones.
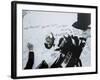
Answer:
[24,52,34,69]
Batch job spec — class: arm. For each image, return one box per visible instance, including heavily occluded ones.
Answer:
[24,43,34,69]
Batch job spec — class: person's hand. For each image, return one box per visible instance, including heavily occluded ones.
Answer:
[27,43,33,51]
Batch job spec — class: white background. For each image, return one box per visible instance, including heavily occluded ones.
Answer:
[0,0,99,80]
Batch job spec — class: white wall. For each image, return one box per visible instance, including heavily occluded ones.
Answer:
[0,0,99,80]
